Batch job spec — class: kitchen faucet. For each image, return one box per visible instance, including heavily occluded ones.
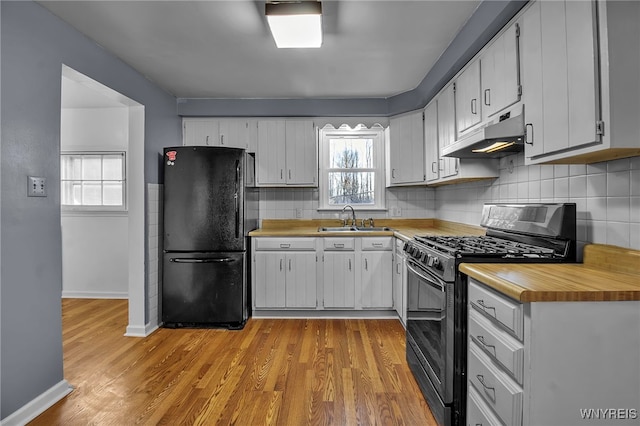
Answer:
[342,204,356,226]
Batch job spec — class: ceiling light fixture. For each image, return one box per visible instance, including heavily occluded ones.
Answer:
[266,1,323,48]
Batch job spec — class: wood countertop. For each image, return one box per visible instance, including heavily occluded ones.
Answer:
[460,244,640,302]
[249,218,485,240]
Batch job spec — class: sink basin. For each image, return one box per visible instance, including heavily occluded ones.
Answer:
[318,226,391,232]
[318,226,358,232]
[355,226,391,232]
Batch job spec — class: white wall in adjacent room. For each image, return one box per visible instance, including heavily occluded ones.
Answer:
[60,107,129,298]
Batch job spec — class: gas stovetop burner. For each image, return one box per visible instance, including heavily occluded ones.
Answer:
[414,235,556,258]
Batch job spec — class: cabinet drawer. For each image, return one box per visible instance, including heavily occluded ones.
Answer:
[469,308,524,385]
[361,237,393,251]
[468,342,523,426]
[254,238,315,251]
[323,237,355,251]
[469,279,524,340]
[467,384,503,426]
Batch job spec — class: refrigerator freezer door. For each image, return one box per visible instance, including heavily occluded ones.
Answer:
[162,251,247,327]
[164,146,245,252]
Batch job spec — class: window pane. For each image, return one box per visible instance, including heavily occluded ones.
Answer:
[102,155,123,180]
[61,181,83,205]
[61,155,82,180]
[82,182,102,205]
[328,172,375,205]
[103,182,123,206]
[82,156,102,180]
[329,138,373,169]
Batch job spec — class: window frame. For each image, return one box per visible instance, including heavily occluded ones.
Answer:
[318,125,386,211]
[60,151,127,212]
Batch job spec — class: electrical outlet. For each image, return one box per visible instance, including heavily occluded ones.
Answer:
[391,207,402,217]
[27,176,47,197]
[295,208,303,218]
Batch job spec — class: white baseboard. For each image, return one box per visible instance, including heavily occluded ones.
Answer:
[124,322,159,338]
[252,309,400,319]
[1,380,73,426]
[61,291,128,299]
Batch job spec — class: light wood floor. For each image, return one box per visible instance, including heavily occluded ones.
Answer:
[31,299,437,425]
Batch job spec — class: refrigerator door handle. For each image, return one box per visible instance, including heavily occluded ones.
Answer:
[234,159,240,239]
[170,257,236,264]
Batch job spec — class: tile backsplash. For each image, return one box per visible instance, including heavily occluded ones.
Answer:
[436,154,640,252]
[259,154,640,251]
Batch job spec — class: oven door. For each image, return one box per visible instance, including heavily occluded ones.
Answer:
[406,259,454,405]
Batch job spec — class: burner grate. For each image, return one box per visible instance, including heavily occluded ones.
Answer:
[414,235,556,257]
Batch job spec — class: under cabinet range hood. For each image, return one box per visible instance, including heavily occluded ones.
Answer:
[442,110,525,159]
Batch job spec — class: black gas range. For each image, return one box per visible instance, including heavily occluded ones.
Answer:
[403,203,576,426]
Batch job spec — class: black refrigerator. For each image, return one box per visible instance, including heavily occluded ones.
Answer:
[162,146,258,329]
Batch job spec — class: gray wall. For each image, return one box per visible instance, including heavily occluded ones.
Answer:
[0,1,180,418]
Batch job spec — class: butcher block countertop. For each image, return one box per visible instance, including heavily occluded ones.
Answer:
[461,244,640,302]
[249,218,485,240]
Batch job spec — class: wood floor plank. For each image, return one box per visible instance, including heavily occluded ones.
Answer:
[30,299,437,425]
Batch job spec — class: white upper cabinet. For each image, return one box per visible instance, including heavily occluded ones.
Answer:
[218,120,250,149]
[183,118,253,150]
[521,0,640,164]
[437,83,460,179]
[480,22,521,121]
[285,120,317,186]
[183,119,219,146]
[455,59,482,136]
[429,83,499,184]
[256,120,317,186]
[388,110,425,185]
[521,0,599,160]
[424,100,440,182]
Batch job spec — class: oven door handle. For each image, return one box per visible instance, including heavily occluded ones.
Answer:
[406,261,446,292]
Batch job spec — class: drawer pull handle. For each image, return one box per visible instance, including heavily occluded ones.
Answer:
[280,243,290,248]
[476,299,497,317]
[372,243,383,247]
[476,374,496,398]
[476,335,496,356]
[334,243,345,248]
[348,259,352,271]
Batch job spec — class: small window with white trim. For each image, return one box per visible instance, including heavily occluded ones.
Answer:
[319,125,386,210]
[61,152,126,210]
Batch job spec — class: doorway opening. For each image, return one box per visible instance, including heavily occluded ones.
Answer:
[60,65,146,335]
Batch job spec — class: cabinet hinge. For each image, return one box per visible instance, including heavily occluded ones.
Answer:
[517,85,522,97]
[422,111,425,121]
[453,82,456,93]
[596,121,605,136]
[515,23,520,37]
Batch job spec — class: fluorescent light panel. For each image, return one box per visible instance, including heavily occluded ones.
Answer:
[266,2,322,48]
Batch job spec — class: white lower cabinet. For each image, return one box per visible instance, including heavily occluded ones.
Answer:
[253,236,394,313]
[253,238,317,309]
[467,277,640,426]
[322,238,356,309]
[360,237,393,309]
[393,238,407,326]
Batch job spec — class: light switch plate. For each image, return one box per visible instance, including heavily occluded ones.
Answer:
[28,176,47,197]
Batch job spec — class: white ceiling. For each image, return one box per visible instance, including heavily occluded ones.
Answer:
[40,0,480,100]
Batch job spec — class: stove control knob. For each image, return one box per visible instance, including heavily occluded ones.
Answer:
[426,255,434,267]
[432,257,440,269]
[419,251,427,262]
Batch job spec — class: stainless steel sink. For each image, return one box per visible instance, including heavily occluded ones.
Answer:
[356,226,391,232]
[318,226,391,232]
[318,226,358,232]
